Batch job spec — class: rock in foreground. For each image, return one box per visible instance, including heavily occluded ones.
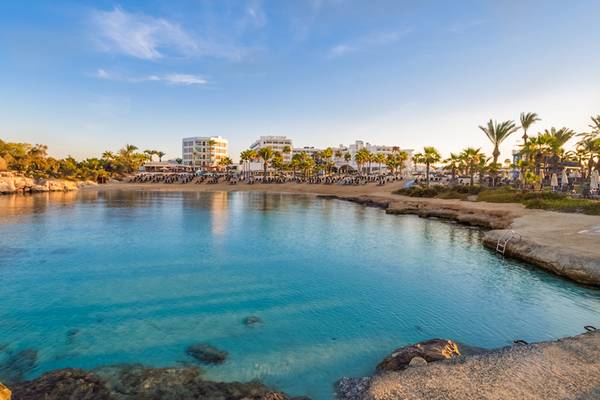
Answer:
[375,339,461,373]
[11,364,298,400]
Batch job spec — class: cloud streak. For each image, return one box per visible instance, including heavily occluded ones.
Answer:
[95,69,207,86]
[328,29,411,58]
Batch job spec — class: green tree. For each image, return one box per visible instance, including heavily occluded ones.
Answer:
[479,119,518,186]
[520,112,541,147]
[257,147,274,177]
[460,147,485,187]
[443,153,462,185]
[412,146,441,187]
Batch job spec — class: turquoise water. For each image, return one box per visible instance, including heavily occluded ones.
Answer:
[1,190,600,398]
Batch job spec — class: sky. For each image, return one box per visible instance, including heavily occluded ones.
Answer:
[1,0,599,162]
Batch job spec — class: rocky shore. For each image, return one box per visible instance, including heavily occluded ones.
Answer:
[8,364,303,400]
[336,330,600,400]
[320,193,600,286]
[0,172,95,194]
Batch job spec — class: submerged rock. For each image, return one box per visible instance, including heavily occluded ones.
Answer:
[376,339,461,373]
[0,348,38,384]
[66,328,80,344]
[186,344,228,365]
[11,364,297,400]
[243,316,263,327]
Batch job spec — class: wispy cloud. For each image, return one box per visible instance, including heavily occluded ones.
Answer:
[327,29,411,58]
[90,6,251,61]
[448,19,486,33]
[94,69,207,86]
[91,6,197,60]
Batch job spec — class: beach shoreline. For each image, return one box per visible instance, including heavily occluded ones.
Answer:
[85,182,600,286]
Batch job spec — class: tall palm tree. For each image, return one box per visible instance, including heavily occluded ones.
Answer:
[257,147,274,177]
[520,112,541,146]
[156,151,166,162]
[588,115,600,135]
[443,153,462,185]
[413,146,441,187]
[479,119,518,186]
[460,147,484,187]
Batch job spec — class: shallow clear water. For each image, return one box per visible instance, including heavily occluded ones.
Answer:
[1,190,599,398]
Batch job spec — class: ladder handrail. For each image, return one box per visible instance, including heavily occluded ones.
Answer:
[496,230,520,255]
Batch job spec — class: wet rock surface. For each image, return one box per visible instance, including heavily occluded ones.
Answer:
[186,343,228,364]
[11,364,299,400]
[375,339,462,373]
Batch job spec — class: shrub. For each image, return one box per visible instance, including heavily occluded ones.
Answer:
[394,185,445,197]
[524,198,600,215]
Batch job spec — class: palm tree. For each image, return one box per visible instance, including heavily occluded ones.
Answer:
[588,115,600,135]
[576,136,600,178]
[520,112,541,146]
[443,153,462,185]
[460,147,484,187]
[240,149,257,179]
[218,156,233,171]
[479,119,518,186]
[144,149,156,161]
[257,147,274,177]
[374,153,386,174]
[156,151,166,162]
[413,146,441,187]
[354,148,371,174]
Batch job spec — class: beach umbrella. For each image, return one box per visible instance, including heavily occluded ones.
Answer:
[551,173,558,188]
[561,169,569,187]
[592,170,600,191]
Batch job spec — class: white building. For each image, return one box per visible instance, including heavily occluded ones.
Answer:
[182,136,229,170]
[292,146,321,158]
[330,140,413,173]
[250,136,293,162]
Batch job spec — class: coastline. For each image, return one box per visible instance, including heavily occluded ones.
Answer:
[342,330,600,400]
[4,182,599,399]
[84,182,600,287]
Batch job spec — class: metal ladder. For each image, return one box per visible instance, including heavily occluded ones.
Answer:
[496,230,521,255]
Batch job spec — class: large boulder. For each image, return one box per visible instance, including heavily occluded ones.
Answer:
[375,339,461,373]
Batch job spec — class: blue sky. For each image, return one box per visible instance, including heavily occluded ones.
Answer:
[1,0,599,162]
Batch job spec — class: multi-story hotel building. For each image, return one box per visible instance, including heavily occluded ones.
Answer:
[182,136,229,170]
[250,136,293,162]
